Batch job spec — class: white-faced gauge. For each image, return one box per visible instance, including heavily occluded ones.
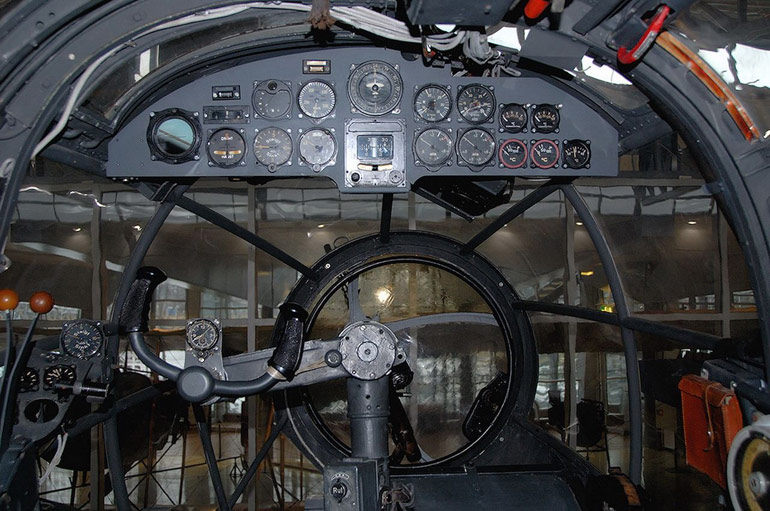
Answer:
[298,80,336,119]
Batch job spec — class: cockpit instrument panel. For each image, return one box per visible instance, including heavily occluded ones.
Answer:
[108,47,617,192]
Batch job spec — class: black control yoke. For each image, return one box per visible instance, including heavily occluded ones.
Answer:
[120,267,308,402]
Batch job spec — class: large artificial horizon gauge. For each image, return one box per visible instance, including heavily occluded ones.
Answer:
[298,80,336,119]
[414,127,453,168]
[60,319,104,359]
[457,128,496,167]
[414,84,451,122]
[207,128,246,167]
[299,128,336,170]
[254,127,292,170]
[348,60,403,116]
[457,84,495,124]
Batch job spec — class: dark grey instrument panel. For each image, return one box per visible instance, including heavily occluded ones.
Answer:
[107,47,618,193]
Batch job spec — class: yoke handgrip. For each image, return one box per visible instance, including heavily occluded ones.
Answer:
[267,302,308,380]
[119,266,167,333]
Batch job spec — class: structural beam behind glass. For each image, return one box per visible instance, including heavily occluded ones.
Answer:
[463,179,567,252]
[561,184,643,485]
[106,186,188,511]
[513,301,721,350]
[175,195,316,279]
[380,193,394,243]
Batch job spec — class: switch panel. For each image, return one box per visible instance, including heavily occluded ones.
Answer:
[323,459,380,511]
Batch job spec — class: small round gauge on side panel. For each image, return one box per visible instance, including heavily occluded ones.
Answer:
[19,368,39,392]
[499,104,528,133]
[186,318,220,353]
[457,128,496,169]
[348,61,403,116]
[207,128,246,168]
[413,84,451,122]
[530,139,560,169]
[252,80,292,119]
[43,365,76,390]
[414,127,453,169]
[456,84,495,124]
[146,108,201,164]
[498,139,527,169]
[254,127,292,171]
[298,81,336,119]
[298,128,336,171]
[60,319,104,360]
[562,139,591,168]
[531,104,560,133]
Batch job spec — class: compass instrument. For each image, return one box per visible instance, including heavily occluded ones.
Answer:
[348,61,403,116]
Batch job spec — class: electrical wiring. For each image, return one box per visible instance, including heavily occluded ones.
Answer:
[38,432,68,487]
[30,1,482,159]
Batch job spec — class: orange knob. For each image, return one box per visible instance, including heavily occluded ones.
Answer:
[0,289,19,311]
[29,292,54,314]
[524,0,550,19]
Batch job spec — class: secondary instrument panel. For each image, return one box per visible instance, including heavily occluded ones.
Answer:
[108,47,618,193]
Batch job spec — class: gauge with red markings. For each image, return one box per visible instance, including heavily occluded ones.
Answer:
[499,139,527,169]
[530,139,560,169]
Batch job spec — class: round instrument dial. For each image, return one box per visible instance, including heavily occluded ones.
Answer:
[298,81,336,119]
[457,129,496,167]
[60,320,103,360]
[207,129,246,167]
[530,140,560,169]
[186,318,220,352]
[348,61,403,116]
[299,128,336,168]
[457,84,495,124]
[414,128,453,167]
[254,128,292,169]
[19,368,39,392]
[532,104,560,133]
[499,139,527,169]
[500,104,528,133]
[43,365,76,390]
[414,84,451,122]
[252,80,292,119]
[562,140,591,168]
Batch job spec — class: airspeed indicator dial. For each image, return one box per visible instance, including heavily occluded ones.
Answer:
[414,85,451,122]
[457,84,495,124]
